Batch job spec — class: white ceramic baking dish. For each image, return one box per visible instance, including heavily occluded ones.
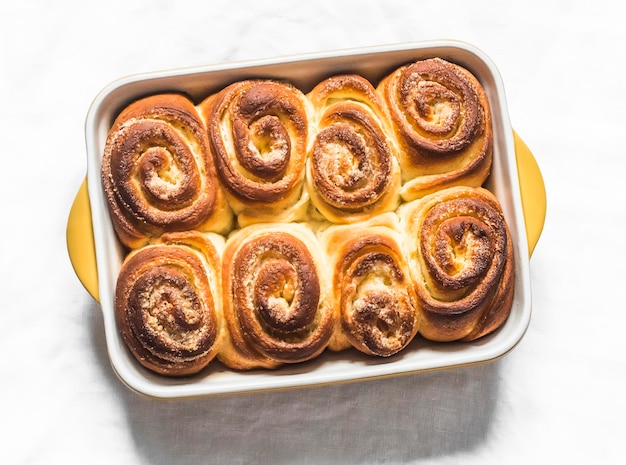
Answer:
[68,40,545,399]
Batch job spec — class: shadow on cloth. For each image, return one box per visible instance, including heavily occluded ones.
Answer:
[89,303,502,464]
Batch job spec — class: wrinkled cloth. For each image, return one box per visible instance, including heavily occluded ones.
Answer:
[1,1,624,463]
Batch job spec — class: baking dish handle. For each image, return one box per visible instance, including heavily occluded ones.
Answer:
[513,131,546,257]
[66,177,100,302]
[66,132,546,303]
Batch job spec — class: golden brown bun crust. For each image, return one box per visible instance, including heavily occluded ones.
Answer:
[306,74,401,223]
[399,186,515,342]
[320,213,419,356]
[102,57,514,377]
[378,58,492,201]
[102,94,232,249]
[219,223,334,370]
[200,80,310,227]
[114,231,224,376]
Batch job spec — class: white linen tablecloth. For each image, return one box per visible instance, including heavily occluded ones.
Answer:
[2,1,624,463]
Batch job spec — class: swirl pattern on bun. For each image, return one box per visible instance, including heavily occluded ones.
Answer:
[378,58,492,201]
[320,213,419,357]
[200,80,310,227]
[102,93,231,249]
[219,223,334,370]
[399,186,515,342]
[306,74,401,223]
[114,231,224,376]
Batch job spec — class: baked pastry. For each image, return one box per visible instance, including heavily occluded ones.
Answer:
[101,93,232,249]
[398,186,515,342]
[319,213,419,356]
[219,222,334,369]
[306,74,401,223]
[200,80,310,227]
[377,58,492,201]
[114,231,225,376]
[103,59,517,377]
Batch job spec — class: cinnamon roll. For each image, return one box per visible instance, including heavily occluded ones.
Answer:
[306,75,401,223]
[102,93,232,249]
[320,213,419,357]
[377,58,492,201]
[219,223,333,370]
[114,231,224,376]
[398,186,515,342]
[200,80,310,227]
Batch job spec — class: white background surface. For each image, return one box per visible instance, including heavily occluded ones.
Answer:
[1,1,624,463]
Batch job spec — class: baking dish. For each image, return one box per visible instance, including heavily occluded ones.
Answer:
[67,40,546,399]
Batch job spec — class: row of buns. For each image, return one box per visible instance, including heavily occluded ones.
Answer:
[102,57,514,377]
[115,186,515,376]
[102,57,493,249]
